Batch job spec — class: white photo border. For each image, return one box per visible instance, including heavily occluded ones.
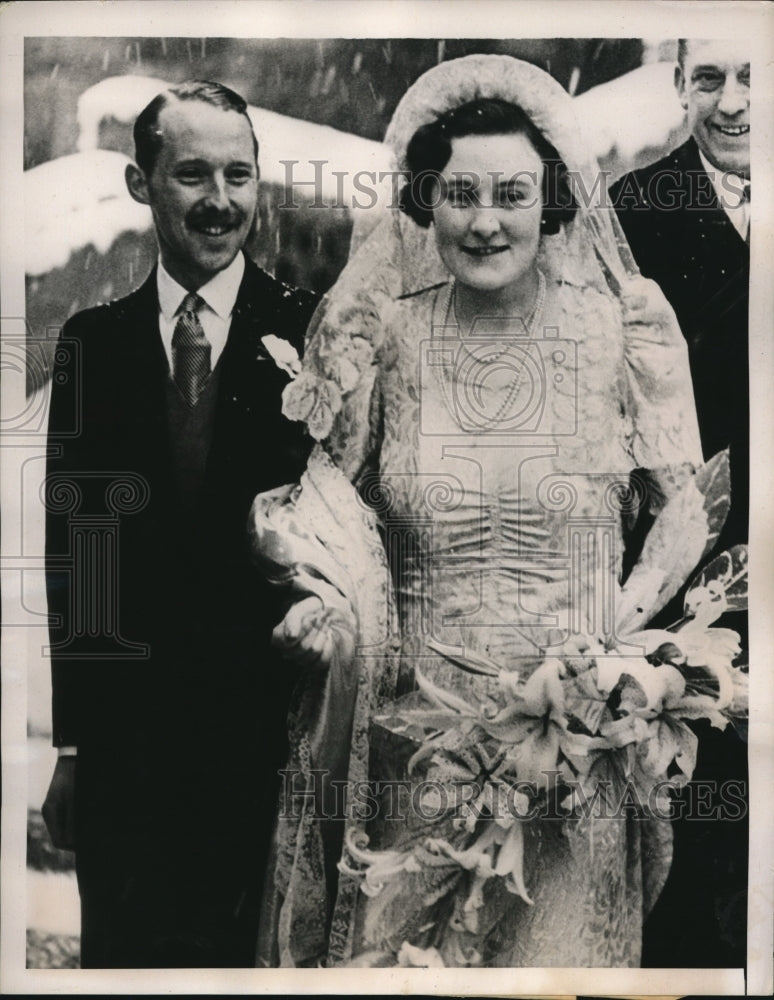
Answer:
[2,1,772,995]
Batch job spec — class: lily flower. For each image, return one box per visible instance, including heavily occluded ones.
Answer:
[339,828,422,898]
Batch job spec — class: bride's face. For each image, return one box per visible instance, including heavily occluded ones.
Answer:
[431,131,543,297]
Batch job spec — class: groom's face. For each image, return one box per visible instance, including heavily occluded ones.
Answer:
[130,99,259,290]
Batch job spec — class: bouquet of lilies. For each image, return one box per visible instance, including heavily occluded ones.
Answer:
[340,451,748,932]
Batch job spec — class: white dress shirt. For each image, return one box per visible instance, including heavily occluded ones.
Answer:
[699,150,750,241]
[157,252,246,370]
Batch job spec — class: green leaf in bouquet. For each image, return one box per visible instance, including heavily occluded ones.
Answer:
[561,740,636,814]
[561,663,610,735]
[616,450,730,633]
[415,666,480,714]
[422,748,488,787]
[636,713,698,787]
[670,693,730,730]
[476,712,540,746]
[593,650,686,713]
[374,701,465,733]
[372,688,472,742]
[404,721,493,777]
[426,638,501,677]
[683,544,748,623]
[693,450,732,550]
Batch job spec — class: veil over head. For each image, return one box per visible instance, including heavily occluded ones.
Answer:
[380,53,638,290]
[284,54,647,442]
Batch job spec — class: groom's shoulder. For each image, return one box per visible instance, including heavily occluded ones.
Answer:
[239,258,320,351]
[61,272,156,348]
[242,258,319,317]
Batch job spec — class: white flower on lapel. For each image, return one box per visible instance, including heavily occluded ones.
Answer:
[260,335,302,379]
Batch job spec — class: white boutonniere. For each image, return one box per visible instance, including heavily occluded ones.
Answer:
[260,335,302,379]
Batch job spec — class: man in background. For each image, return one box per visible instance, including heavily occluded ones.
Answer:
[613,39,749,969]
[613,37,749,551]
[42,80,317,967]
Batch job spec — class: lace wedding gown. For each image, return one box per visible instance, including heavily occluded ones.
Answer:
[254,54,704,968]
[322,275,698,967]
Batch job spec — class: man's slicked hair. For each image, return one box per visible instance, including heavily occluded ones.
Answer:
[133,79,259,176]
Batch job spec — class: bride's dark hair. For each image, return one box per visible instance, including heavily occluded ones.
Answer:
[399,97,577,234]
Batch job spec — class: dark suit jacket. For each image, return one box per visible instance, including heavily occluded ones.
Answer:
[45,256,318,963]
[612,137,749,549]
[613,141,749,968]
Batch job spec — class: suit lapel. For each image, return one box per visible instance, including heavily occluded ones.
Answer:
[207,259,295,489]
[679,139,748,254]
[217,259,275,381]
[112,268,174,491]
[670,140,749,348]
[114,267,168,401]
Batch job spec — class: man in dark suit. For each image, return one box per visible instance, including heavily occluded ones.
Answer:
[613,38,749,552]
[41,80,318,967]
[612,41,749,968]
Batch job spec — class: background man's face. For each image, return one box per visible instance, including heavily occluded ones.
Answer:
[676,40,750,176]
[143,100,258,289]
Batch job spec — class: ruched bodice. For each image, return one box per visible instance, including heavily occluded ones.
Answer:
[373,281,644,696]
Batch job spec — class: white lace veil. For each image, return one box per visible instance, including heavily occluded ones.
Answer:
[284,53,648,440]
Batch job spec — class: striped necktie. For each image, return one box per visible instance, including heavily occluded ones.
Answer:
[172,292,211,407]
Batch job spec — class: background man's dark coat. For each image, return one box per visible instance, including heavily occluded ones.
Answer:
[613,136,749,549]
[613,137,749,969]
[46,257,317,966]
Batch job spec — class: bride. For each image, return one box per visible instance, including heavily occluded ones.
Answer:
[251,55,742,968]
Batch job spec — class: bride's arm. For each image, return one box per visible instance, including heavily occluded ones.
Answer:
[621,274,703,481]
[616,277,731,629]
[248,463,362,672]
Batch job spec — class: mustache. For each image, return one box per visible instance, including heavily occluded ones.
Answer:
[187,207,247,229]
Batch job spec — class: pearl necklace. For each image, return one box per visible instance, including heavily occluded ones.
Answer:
[433,270,547,431]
